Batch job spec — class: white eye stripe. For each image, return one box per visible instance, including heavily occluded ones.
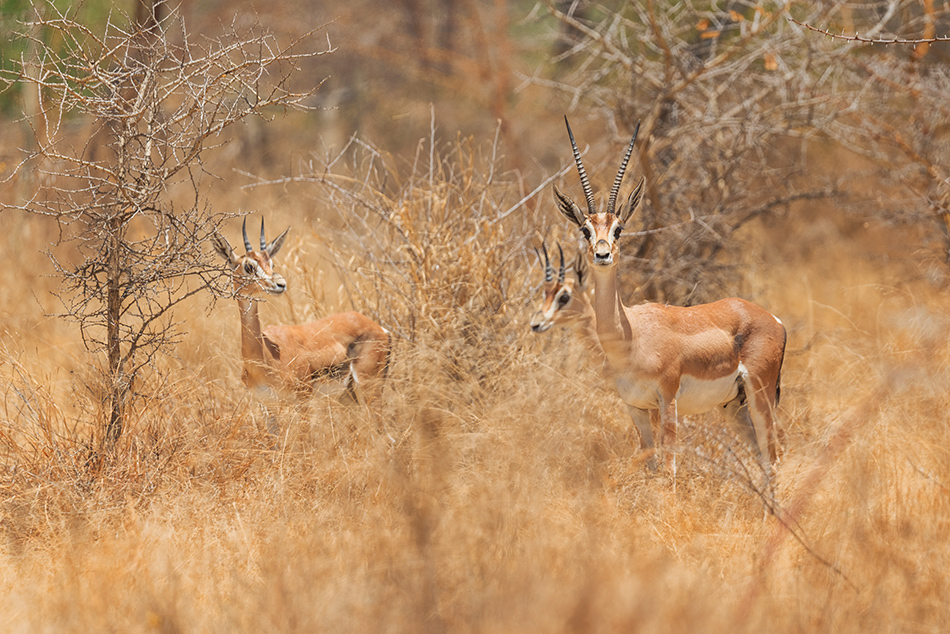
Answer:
[581,220,595,240]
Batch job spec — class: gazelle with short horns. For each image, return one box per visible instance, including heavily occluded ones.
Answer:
[554,117,787,472]
[213,219,391,403]
[530,241,666,465]
[530,242,597,342]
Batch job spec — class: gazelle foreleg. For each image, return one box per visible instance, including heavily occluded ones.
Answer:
[627,405,658,471]
[658,398,678,475]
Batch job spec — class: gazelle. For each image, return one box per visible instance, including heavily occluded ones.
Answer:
[530,242,598,348]
[531,241,665,468]
[212,219,391,403]
[553,117,787,471]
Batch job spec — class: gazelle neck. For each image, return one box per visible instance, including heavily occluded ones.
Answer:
[236,296,270,386]
[589,263,631,344]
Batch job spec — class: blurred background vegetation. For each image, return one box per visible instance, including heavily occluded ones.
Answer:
[6,0,950,294]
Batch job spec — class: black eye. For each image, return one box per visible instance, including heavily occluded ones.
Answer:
[581,226,592,240]
[614,225,623,240]
[557,293,571,307]
[244,262,256,274]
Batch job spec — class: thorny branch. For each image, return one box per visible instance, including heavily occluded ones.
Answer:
[788,17,950,45]
[537,1,847,303]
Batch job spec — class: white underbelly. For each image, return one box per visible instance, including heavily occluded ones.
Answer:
[614,375,660,410]
[613,365,743,415]
[675,369,741,415]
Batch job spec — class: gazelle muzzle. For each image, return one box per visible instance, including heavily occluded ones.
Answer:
[265,274,287,294]
[593,240,613,265]
[530,314,553,333]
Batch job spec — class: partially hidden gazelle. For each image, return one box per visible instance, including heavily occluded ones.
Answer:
[213,219,391,404]
[530,242,598,353]
[553,117,787,471]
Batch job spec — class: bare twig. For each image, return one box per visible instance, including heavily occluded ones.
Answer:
[788,16,950,45]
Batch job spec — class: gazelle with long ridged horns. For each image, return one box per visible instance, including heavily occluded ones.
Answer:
[554,117,787,471]
[212,219,391,403]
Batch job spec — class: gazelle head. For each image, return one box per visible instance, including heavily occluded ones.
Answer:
[554,116,644,268]
[212,218,291,297]
[530,242,589,333]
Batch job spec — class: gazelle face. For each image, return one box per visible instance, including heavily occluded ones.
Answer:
[530,243,578,333]
[213,219,291,298]
[579,212,625,268]
[231,250,287,296]
[554,116,643,269]
[531,280,577,333]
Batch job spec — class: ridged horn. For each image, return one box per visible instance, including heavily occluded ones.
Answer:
[564,116,597,217]
[541,242,554,283]
[260,219,267,251]
[242,218,253,253]
[607,120,641,216]
[557,243,566,284]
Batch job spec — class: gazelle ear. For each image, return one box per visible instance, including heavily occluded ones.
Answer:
[212,232,238,265]
[265,226,291,257]
[553,185,587,228]
[619,177,645,224]
[573,250,589,291]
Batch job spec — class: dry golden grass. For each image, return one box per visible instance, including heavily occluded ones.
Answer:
[0,143,948,634]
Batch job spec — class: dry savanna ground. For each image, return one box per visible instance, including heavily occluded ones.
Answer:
[0,139,948,634]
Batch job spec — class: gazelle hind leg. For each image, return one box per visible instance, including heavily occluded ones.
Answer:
[346,333,390,406]
[748,392,776,466]
[722,391,759,454]
[343,363,363,405]
[741,375,777,469]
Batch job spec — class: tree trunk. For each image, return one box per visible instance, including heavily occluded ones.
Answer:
[104,220,126,449]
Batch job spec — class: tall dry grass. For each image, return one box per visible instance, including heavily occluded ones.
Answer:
[0,136,948,633]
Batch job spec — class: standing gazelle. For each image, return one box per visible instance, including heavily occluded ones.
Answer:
[554,117,787,471]
[530,241,664,468]
[213,219,390,403]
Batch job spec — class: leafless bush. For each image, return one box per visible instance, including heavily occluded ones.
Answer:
[246,120,545,408]
[537,1,852,304]
[798,2,950,264]
[2,1,328,450]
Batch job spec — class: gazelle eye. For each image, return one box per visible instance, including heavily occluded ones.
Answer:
[614,225,623,240]
[580,226,592,240]
[244,262,256,274]
[557,293,571,307]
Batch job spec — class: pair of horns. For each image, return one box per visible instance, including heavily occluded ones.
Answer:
[242,218,268,253]
[564,115,640,216]
[536,242,566,284]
